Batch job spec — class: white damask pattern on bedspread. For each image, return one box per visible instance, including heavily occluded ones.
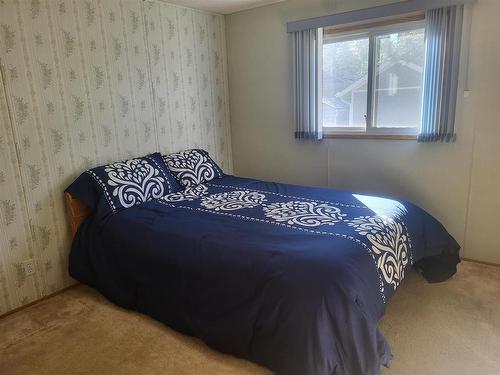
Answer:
[159,184,413,300]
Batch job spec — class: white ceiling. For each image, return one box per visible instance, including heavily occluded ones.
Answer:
[160,0,285,15]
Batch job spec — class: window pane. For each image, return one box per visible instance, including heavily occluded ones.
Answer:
[373,28,425,128]
[322,37,369,128]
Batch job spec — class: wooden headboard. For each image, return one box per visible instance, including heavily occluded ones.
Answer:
[64,192,92,237]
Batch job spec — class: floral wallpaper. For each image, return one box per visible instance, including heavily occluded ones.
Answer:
[0,0,232,315]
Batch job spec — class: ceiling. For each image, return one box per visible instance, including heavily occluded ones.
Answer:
[161,0,286,15]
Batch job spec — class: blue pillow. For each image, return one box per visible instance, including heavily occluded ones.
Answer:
[162,149,224,188]
[66,152,181,216]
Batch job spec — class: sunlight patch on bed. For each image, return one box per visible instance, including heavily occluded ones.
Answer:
[353,194,408,219]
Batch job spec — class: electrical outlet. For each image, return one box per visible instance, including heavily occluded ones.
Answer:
[22,259,35,277]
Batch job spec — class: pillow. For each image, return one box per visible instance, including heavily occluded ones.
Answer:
[163,149,224,188]
[66,152,181,216]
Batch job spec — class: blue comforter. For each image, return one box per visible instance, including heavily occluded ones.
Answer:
[69,175,460,375]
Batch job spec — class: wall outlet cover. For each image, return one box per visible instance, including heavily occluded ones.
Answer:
[22,259,35,277]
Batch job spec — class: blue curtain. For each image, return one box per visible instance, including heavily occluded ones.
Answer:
[419,5,464,142]
[293,29,323,140]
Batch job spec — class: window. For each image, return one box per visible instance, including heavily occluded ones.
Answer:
[321,18,425,138]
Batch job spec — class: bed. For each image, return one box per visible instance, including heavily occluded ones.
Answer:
[65,154,460,375]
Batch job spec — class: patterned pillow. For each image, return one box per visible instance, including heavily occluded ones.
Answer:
[163,149,224,188]
[66,153,182,216]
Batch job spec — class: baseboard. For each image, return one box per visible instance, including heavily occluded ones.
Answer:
[461,258,500,268]
[0,283,80,320]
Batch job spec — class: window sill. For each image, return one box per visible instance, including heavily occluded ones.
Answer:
[323,132,417,140]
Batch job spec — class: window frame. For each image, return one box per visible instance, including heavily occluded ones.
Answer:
[321,18,426,139]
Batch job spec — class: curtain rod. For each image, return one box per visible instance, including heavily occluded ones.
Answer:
[287,0,476,33]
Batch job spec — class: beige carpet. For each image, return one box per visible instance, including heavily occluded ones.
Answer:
[0,261,499,375]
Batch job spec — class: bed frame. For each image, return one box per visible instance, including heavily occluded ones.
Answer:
[64,192,91,237]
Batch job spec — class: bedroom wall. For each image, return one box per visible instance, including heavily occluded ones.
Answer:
[0,0,232,315]
[226,0,500,264]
